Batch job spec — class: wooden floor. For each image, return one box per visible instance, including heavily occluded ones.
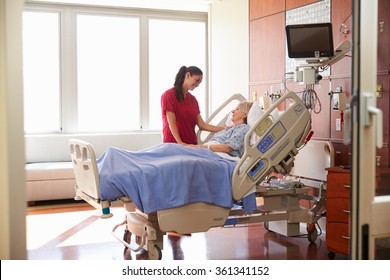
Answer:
[26,200,348,260]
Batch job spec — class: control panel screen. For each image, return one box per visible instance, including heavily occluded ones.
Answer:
[257,121,286,154]
[248,159,265,180]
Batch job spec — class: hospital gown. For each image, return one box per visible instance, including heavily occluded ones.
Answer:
[208,124,250,157]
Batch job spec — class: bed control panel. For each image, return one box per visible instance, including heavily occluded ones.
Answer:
[248,159,266,181]
[257,121,286,153]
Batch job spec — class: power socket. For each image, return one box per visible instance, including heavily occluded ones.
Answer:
[336,118,341,131]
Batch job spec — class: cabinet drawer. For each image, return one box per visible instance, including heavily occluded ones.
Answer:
[326,173,350,198]
[327,198,350,223]
[326,222,349,255]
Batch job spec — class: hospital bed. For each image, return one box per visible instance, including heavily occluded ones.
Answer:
[69,91,327,260]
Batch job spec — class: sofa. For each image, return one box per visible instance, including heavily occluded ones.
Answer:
[25,133,162,204]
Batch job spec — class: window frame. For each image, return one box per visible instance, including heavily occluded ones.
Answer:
[23,2,208,134]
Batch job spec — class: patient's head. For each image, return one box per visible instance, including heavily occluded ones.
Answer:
[231,101,253,125]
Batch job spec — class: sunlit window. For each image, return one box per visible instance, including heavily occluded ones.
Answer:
[22,11,61,133]
[76,14,140,132]
[22,5,207,134]
[148,19,207,130]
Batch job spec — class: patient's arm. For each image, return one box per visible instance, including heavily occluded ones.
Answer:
[199,143,233,154]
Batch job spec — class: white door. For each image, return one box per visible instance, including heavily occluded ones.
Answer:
[350,0,390,259]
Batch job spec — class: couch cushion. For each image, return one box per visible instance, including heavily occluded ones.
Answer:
[25,162,75,181]
[26,179,77,202]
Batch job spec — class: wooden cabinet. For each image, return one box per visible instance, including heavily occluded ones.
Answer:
[325,167,350,258]
[249,0,285,20]
[249,13,285,83]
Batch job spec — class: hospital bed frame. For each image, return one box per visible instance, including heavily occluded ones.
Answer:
[69,91,325,260]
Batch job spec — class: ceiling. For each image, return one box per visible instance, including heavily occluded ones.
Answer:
[27,0,223,12]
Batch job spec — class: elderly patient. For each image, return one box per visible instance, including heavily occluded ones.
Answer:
[193,101,253,158]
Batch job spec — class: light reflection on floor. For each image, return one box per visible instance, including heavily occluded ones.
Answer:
[27,206,346,260]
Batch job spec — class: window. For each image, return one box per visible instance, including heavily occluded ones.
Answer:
[22,11,61,133]
[148,19,206,130]
[22,4,207,134]
[76,14,140,131]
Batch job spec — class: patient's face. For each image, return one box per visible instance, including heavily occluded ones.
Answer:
[231,106,247,123]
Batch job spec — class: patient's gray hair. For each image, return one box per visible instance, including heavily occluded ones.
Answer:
[237,101,253,124]
[238,101,253,115]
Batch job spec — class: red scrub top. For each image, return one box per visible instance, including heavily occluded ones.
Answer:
[161,87,200,145]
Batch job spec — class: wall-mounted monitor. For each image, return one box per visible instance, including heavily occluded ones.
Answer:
[286,22,334,61]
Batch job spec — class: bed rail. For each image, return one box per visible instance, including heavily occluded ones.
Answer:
[232,91,312,200]
[197,93,247,144]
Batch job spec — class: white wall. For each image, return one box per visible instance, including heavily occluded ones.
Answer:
[0,0,26,259]
[208,0,249,112]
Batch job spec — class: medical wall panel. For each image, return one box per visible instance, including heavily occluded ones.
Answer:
[249,0,285,21]
[249,82,288,111]
[250,79,331,140]
[249,13,285,83]
[283,80,308,95]
[329,77,352,141]
[286,0,320,11]
[276,79,331,140]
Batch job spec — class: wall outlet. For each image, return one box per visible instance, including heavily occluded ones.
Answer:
[336,118,341,131]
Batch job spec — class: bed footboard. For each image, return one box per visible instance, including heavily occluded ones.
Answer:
[70,139,118,218]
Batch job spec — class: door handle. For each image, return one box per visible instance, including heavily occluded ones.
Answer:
[363,93,383,148]
[344,108,351,145]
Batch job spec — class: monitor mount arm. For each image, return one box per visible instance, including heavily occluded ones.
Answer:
[294,40,351,85]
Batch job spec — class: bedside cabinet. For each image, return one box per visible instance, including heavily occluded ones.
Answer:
[325,167,350,258]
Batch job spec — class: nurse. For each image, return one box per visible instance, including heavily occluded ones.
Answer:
[161,66,225,145]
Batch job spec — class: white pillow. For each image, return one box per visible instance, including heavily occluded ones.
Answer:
[247,101,264,127]
[225,112,234,127]
[247,102,264,145]
[270,106,279,120]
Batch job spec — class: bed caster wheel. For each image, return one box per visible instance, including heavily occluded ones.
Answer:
[148,244,162,260]
[307,224,318,243]
[328,251,336,259]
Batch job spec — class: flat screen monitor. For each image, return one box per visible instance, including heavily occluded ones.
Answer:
[286,22,334,61]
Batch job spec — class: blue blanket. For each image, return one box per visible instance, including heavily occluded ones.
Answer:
[97,143,237,214]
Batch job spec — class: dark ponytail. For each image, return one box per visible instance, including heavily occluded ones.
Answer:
[174,66,203,101]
